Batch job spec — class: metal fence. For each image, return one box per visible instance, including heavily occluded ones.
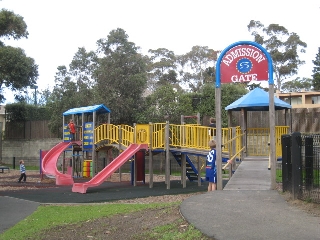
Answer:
[280,132,320,203]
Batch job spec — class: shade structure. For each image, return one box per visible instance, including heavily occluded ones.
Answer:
[225,87,291,111]
[63,104,111,116]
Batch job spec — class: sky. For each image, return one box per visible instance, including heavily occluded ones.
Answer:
[1,0,320,103]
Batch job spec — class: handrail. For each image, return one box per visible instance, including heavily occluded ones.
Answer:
[222,146,246,170]
[93,123,288,159]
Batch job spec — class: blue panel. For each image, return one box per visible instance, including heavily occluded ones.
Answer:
[83,122,94,149]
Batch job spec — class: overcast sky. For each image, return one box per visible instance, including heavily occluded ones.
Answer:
[2,0,320,102]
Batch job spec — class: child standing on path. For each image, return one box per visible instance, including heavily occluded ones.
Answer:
[206,139,217,191]
[18,160,26,183]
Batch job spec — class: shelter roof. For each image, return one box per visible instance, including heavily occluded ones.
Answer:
[63,104,111,116]
[225,87,291,111]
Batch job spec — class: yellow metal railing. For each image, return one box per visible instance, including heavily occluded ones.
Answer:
[94,124,119,144]
[247,128,270,156]
[93,123,288,159]
[151,123,166,149]
[121,124,134,147]
[168,124,181,148]
[223,127,245,168]
[275,126,290,158]
[94,124,133,147]
[246,126,289,157]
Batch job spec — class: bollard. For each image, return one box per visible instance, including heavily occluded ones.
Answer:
[13,157,15,170]
[305,136,313,190]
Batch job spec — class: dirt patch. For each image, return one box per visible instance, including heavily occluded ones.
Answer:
[37,201,212,240]
[0,170,181,192]
[278,189,320,217]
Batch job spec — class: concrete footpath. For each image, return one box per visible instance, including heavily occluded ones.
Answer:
[180,160,320,240]
[0,197,40,234]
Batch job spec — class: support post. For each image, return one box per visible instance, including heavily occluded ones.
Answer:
[181,153,186,188]
[269,84,276,189]
[149,122,153,188]
[165,121,170,189]
[215,87,222,190]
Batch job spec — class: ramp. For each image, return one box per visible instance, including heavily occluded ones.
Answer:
[224,160,271,190]
[42,141,81,185]
[72,143,148,193]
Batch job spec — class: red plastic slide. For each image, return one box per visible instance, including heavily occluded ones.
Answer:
[42,141,81,185]
[72,143,148,193]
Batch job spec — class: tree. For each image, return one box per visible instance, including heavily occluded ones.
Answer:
[0,9,29,40]
[178,46,219,92]
[94,28,148,124]
[247,20,307,90]
[193,83,247,127]
[0,9,38,102]
[136,84,191,124]
[46,65,78,133]
[69,47,97,106]
[147,48,178,91]
[282,77,312,92]
[312,47,320,90]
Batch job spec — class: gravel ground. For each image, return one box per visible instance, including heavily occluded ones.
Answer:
[0,170,198,203]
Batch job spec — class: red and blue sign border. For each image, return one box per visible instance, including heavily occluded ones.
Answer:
[215,41,273,87]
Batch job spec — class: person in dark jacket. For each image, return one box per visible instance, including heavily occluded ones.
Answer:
[208,117,216,139]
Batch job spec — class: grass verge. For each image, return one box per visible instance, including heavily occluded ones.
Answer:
[1,202,207,240]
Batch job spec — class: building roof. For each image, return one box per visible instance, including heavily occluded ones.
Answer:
[225,87,292,111]
[63,104,111,116]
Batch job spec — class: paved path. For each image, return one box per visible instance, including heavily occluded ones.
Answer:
[180,160,320,240]
[0,197,40,234]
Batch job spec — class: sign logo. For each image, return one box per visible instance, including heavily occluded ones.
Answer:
[220,45,268,83]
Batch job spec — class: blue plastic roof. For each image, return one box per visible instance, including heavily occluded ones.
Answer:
[63,104,111,116]
[225,88,291,111]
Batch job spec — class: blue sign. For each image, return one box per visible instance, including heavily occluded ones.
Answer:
[64,124,71,142]
[83,122,94,149]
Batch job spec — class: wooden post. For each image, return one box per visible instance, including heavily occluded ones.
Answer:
[197,112,200,124]
[165,121,170,189]
[91,112,96,177]
[197,156,201,186]
[215,87,222,190]
[241,108,247,158]
[181,153,186,188]
[269,84,276,189]
[149,122,153,188]
[133,123,137,186]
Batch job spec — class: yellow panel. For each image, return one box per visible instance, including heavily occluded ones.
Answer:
[136,124,150,144]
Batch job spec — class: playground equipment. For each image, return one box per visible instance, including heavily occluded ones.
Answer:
[41,141,81,185]
[41,104,289,194]
[72,143,148,193]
